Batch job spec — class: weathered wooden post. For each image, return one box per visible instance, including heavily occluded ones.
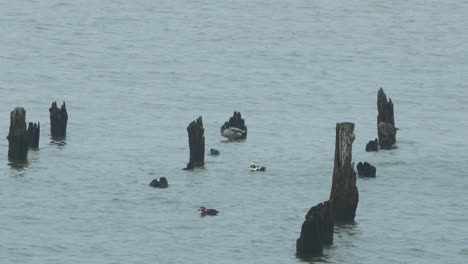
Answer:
[7,107,29,161]
[377,88,396,149]
[357,162,376,178]
[365,138,379,152]
[296,201,335,257]
[27,122,40,149]
[185,116,205,169]
[49,101,68,138]
[329,122,359,221]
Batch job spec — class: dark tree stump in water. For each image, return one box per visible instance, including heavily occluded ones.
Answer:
[27,122,40,149]
[329,122,359,222]
[357,162,376,178]
[186,116,205,169]
[365,138,379,152]
[221,111,247,139]
[49,101,68,139]
[296,201,335,257]
[149,177,168,188]
[377,88,396,149]
[7,107,29,161]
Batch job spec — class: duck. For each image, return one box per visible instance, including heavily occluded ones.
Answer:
[378,122,399,137]
[220,122,246,140]
[250,162,266,172]
[198,207,219,216]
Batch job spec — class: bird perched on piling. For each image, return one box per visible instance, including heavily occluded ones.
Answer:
[198,207,219,216]
[378,122,399,137]
[220,122,246,140]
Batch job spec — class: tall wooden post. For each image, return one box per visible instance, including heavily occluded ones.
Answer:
[377,88,396,149]
[329,122,359,221]
[185,116,205,169]
[27,122,40,149]
[49,101,68,138]
[7,107,29,161]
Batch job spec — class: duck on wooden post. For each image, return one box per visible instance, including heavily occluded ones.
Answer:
[377,88,397,149]
[185,116,205,169]
[329,122,359,221]
[7,107,29,162]
[49,101,68,139]
[220,111,247,140]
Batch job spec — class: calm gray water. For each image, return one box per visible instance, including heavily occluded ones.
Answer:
[1,0,468,263]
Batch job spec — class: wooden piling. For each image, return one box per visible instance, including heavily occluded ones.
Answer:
[27,122,40,149]
[296,201,335,257]
[49,101,68,138]
[7,107,29,161]
[329,122,359,221]
[365,138,379,152]
[377,88,396,149]
[357,162,376,178]
[186,116,205,169]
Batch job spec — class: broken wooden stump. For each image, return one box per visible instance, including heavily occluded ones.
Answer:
[185,116,205,169]
[377,88,396,149]
[149,177,168,188]
[296,201,335,257]
[357,162,376,178]
[220,111,247,140]
[7,107,29,161]
[27,122,40,149]
[49,101,68,139]
[329,122,359,221]
[365,138,379,152]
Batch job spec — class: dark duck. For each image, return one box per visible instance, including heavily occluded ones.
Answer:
[198,207,219,216]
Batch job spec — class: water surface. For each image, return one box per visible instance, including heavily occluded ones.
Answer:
[1,0,468,263]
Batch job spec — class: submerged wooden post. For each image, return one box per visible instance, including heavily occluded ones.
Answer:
[329,122,359,221]
[296,201,335,257]
[49,101,68,138]
[27,122,40,149]
[185,116,205,169]
[7,107,29,161]
[377,88,396,149]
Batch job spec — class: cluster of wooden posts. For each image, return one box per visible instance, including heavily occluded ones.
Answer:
[296,88,397,257]
[8,91,396,256]
[7,102,68,163]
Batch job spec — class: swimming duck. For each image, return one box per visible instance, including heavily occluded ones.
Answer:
[250,163,266,172]
[378,122,399,137]
[220,122,246,140]
[198,207,219,216]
